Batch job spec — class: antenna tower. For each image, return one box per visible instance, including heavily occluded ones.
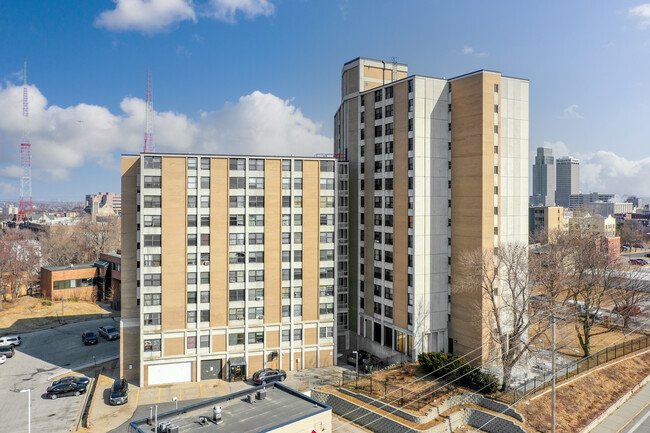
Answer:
[391,57,398,82]
[143,71,154,153]
[18,57,33,222]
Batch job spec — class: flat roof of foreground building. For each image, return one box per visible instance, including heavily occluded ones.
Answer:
[128,382,331,433]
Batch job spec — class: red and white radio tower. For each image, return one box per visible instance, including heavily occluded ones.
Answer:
[143,71,154,153]
[18,57,33,222]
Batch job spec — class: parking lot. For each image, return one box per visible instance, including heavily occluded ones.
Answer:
[0,317,119,432]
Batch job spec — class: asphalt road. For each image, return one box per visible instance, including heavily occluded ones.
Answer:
[621,404,650,433]
[0,317,119,432]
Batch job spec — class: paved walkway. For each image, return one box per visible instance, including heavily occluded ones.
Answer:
[591,379,650,433]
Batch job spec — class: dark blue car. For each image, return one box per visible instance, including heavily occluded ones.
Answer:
[82,331,98,345]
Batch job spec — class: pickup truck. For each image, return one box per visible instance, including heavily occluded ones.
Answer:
[97,326,120,341]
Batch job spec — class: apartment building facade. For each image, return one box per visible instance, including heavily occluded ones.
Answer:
[121,154,339,386]
[334,57,529,364]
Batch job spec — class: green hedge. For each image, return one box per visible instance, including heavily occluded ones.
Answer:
[418,352,499,394]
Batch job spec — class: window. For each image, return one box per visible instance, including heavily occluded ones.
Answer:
[320,178,335,190]
[282,305,290,317]
[144,215,161,227]
[294,304,302,317]
[144,196,161,208]
[282,251,290,263]
[187,311,197,323]
[374,302,382,315]
[320,214,334,225]
[249,270,264,282]
[374,89,382,102]
[320,160,335,172]
[201,233,210,246]
[200,335,210,348]
[282,232,291,244]
[249,196,264,208]
[187,157,197,170]
[320,249,334,261]
[320,232,334,243]
[374,179,382,190]
[408,99,414,112]
[384,287,393,300]
[494,227,499,235]
[200,272,210,284]
[384,305,393,319]
[385,104,393,117]
[408,118,413,132]
[229,215,244,226]
[374,214,382,226]
[143,156,161,169]
[375,107,383,120]
[144,339,161,352]
[385,86,393,99]
[200,310,210,322]
[282,287,290,299]
[494,125,499,133]
[282,196,291,208]
[249,177,264,189]
[230,252,245,264]
[294,214,302,226]
[144,313,161,326]
[230,177,246,189]
[144,254,161,267]
[282,178,291,190]
[188,214,197,227]
[229,271,244,283]
[143,273,161,286]
[385,197,393,208]
[282,159,291,171]
[293,329,302,341]
[320,267,334,279]
[201,215,210,226]
[282,269,291,281]
[385,123,394,135]
[494,84,499,92]
[229,308,245,320]
[230,195,245,207]
[249,159,264,171]
[320,285,334,296]
[201,157,210,170]
[248,307,264,319]
[282,330,290,342]
[494,145,499,154]
[294,268,302,280]
[229,290,245,302]
[294,196,303,207]
[187,253,197,265]
[494,206,499,215]
[494,104,499,113]
[229,333,245,345]
[187,272,197,285]
[248,332,264,343]
[320,197,334,208]
[200,196,210,208]
[187,196,197,208]
[294,232,302,244]
[294,250,302,262]
[385,269,394,282]
[294,160,303,171]
[229,233,245,245]
[143,293,161,306]
[385,178,393,190]
[188,176,197,189]
[144,176,161,188]
[385,141,394,153]
[374,125,383,137]
[249,251,264,263]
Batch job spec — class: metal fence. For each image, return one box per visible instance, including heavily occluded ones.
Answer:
[498,334,650,404]
[339,368,458,412]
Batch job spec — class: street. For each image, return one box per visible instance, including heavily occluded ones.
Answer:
[0,317,119,432]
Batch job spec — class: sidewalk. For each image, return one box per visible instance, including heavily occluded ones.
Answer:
[590,379,650,433]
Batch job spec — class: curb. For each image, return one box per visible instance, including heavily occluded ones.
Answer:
[48,355,120,381]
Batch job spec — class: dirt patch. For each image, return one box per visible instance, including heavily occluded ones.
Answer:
[0,296,113,333]
[517,350,650,433]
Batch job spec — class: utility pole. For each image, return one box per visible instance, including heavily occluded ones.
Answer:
[551,313,556,433]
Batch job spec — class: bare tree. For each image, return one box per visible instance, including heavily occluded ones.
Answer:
[0,229,40,303]
[456,242,546,392]
[619,220,644,249]
[610,268,650,329]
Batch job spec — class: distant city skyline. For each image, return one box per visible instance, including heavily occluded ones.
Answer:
[1,1,650,200]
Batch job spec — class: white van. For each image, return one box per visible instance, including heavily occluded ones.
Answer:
[0,335,22,346]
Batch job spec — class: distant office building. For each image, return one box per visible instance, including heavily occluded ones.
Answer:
[86,192,121,216]
[555,157,580,208]
[568,192,614,209]
[1,205,18,217]
[530,147,555,206]
[529,206,565,244]
[626,196,642,209]
[586,201,633,217]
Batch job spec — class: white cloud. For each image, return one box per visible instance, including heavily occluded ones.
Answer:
[203,0,274,22]
[603,41,615,48]
[0,84,331,186]
[95,0,197,33]
[579,151,650,196]
[630,4,650,27]
[559,104,584,119]
[462,45,487,57]
[0,181,17,196]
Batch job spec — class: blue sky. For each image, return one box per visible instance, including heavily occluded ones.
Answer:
[1,0,650,201]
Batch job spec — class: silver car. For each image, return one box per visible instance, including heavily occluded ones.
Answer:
[0,335,21,347]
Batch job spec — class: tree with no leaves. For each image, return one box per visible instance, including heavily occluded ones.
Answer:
[0,229,41,305]
[456,242,547,392]
[610,267,650,329]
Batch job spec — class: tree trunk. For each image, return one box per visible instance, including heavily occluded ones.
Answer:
[500,365,513,392]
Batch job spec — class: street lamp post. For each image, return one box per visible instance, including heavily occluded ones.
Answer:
[20,389,30,433]
[538,338,545,379]
[61,298,66,323]
[352,351,359,389]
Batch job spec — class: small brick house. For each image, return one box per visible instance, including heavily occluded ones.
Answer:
[40,264,98,301]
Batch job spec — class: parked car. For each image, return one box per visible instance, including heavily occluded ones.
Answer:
[0,355,6,365]
[252,368,286,385]
[46,381,87,399]
[82,331,98,345]
[98,326,120,341]
[51,376,90,387]
[629,259,645,266]
[645,253,650,258]
[109,378,129,405]
[613,305,642,315]
[0,335,22,346]
[637,258,649,265]
[0,345,15,358]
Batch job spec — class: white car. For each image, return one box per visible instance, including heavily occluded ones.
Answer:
[0,335,21,347]
[0,355,6,364]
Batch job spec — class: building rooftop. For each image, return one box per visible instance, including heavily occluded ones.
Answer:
[129,383,330,433]
[122,152,339,160]
[43,263,96,272]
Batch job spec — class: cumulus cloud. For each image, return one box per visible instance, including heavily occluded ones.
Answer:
[462,45,488,57]
[95,0,197,33]
[630,3,650,27]
[0,181,17,196]
[0,84,331,186]
[558,104,584,119]
[95,0,274,33]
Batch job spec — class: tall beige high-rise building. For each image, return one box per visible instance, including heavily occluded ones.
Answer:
[121,154,339,386]
[334,57,529,363]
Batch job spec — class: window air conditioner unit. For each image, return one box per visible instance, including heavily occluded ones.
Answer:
[256,315,264,319]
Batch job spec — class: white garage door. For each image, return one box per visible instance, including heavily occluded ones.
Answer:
[148,362,192,385]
